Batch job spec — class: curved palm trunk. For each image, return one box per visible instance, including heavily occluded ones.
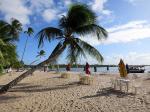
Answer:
[21,36,29,62]
[0,46,65,94]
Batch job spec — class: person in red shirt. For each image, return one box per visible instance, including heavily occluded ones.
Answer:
[85,62,91,75]
[66,63,71,71]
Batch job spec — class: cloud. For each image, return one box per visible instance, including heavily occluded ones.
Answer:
[0,0,111,25]
[91,0,111,15]
[42,9,58,22]
[81,20,150,45]
[125,0,145,5]
[105,52,150,65]
[28,0,54,13]
[0,0,31,25]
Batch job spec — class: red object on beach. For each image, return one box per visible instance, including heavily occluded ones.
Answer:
[85,62,91,75]
[66,64,71,71]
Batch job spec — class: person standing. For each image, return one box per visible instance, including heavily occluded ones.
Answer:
[126,64,129,74]
[107,65,109,71]
[94,66,97,72]
[66,63,71,71]
[85,62,91,75]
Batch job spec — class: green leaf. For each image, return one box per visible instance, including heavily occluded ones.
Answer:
[75,38,104,63]
[36,27,63,48]
[75,24,108,40]
[66,37,86,64]
[66,4,96,30]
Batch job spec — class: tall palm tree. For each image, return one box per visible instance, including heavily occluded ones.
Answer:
[0,4,108,93]
[21,27,34,62]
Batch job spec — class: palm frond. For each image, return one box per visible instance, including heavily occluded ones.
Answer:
[67,4,96,30]
[75,38,104,62]
[24,27,34,36]
[66,38,86,64]
[75,24,108,39]
[59,15,68,29]
[36,27,63,48]
[0,19,22,42]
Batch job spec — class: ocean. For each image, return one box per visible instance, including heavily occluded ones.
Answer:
[50,66,150,74]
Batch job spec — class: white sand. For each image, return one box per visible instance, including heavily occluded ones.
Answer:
[0,71,150,112]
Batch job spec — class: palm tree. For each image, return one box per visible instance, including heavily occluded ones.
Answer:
[21,27,34,62]
[36,50,45,58]
[0,4,108,93]
[0,19,22,73]
[0,18,22,43]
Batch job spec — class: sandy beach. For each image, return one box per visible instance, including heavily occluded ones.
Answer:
[0,71,150,112]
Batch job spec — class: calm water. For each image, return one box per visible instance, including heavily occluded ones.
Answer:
[50,66,150,74]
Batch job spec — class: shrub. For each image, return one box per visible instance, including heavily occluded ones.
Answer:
[0,64,3,74]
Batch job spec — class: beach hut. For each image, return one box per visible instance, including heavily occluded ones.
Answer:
[118,59,127,77]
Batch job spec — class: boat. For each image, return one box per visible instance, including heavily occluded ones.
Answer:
[128,66,145,73]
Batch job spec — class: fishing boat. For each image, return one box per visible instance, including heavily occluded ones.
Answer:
[128,66,145,73]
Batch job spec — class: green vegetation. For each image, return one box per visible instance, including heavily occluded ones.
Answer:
[0,19,22,74]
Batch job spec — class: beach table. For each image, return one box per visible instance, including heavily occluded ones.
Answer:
[116,78,130,92]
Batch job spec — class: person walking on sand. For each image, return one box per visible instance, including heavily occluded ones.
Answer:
[85,62,91,75]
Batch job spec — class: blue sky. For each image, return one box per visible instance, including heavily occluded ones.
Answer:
[0,0,150,65]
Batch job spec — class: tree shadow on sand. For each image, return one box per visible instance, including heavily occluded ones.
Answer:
[145,78,150,80]
[9,82,81,93]
[80,87,135,99]
[0,85,4,89]
[0,95,23,104]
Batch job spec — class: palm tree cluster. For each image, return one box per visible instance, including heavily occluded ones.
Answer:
[0,19,22,73]
[0,4,108,93]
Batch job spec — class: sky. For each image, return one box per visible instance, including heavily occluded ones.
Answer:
[0,0,150,65]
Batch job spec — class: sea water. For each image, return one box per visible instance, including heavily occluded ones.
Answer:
[51,66,150,74]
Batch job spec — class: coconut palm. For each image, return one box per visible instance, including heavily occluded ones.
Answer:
[21,27,34,62]
[36,50,45,58]
[0,19,22,73]
[0,4,108,93]
[0,18,22,43]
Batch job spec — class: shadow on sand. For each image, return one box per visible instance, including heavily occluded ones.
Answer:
[80,87,135,99]
[9,82,81,93]
[145,78,150,80]
[0,95,23,104]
